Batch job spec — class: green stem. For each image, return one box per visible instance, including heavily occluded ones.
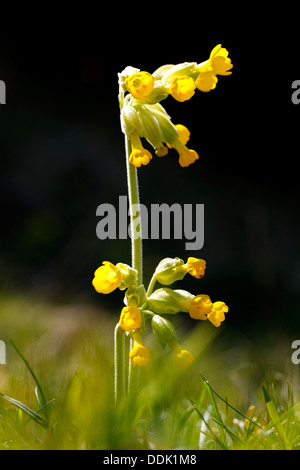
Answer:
[114,93,143,408]
[114,323,125,404]
[146,273,157,297]
[125,136,143,404]
[125,137,143,285]
[127,336,140,413]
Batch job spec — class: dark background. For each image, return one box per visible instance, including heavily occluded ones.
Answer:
[0,28,299,341]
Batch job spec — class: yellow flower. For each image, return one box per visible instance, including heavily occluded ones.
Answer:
[175,349,195,369]
[167,124,191,149]
[185,257,206,279]
[171,136,199,167]
[130,343,151,367]
[170,76,196,102]
[129,131,152,167]
[209,44,233,76]
[189,296,229,327]
[195,71,218,93]
[92,261,123,294]
[155,145,169,157]
[195,45,232,92]
[130,148,153,167]
[208,301,229,327]
[119,306,142,332]
[169,339,194,368]
[129,330,150,367]
[189,294,213,320]
[125,71,155,100]
[176,124,191,145]
[178,148,199,168]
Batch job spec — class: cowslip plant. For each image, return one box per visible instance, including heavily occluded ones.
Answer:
[92,45,232,405]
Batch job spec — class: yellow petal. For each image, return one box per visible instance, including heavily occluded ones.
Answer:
[170,76,196,102]
[178,148,199,168]
[175,349,194,368]
[125,71,154,100]
[119,306,142,332]
[189,294,213,320]
[130,344,151,367]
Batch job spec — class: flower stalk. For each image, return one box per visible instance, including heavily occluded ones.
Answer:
[114,323,125,404]
[124,136,143,406]
[125,137,143,284]
[92,45,232,410]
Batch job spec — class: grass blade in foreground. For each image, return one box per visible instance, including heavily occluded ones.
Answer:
[263,385,292,450]
[0,393,48,428]
[9,339,49,421]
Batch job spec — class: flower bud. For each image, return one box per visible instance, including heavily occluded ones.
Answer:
[120,104,143,136]
[135,103,179,151]
[151,314,177,348]
[148,288,194,315]
[154,257,186,285]
[137,105,165,149]
[153,62,197,83]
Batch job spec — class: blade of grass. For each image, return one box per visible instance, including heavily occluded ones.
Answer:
[199,406,211,449]
[262,385,291,450]
[286,382,295,441]
[24,395,55,426]
[186,394,228,450]
[9,340,48,421]
[1,393,48,428]
[211,416,244,446]
[201,379,227,446]
[200,373,263,431]
[0,402,33,448]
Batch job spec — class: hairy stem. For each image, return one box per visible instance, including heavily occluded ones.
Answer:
[125,136,143,403]
[125,137,143,284]
[114,323,125,404]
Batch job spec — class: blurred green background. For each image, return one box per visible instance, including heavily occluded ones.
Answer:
[0,31,299,350]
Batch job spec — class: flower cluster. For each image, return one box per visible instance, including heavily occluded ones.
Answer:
[92,256,228,368]
[119,45,232,168]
